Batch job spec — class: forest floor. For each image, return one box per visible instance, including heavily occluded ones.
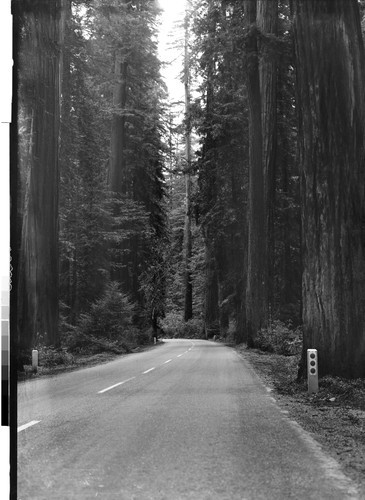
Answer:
[235,344,365,497]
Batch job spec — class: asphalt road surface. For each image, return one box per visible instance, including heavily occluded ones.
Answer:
[17,339,359,499]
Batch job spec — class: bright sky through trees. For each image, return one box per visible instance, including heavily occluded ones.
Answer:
[157,0,185,103]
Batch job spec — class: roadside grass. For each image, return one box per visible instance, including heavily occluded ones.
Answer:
[20,351,120,380]
[19,341,163,380]
[236,344,365,496]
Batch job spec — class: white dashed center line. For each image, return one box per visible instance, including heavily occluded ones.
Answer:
[164,359,172,364]
[18,420,41,433]
[143,367,155,374]
[98,377,135,394]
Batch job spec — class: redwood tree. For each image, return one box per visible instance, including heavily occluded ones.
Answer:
[17,0,65,349]
[183,7,193,321]
[257,0,278,318]
[244,0,268,346]
[293,0,365,377]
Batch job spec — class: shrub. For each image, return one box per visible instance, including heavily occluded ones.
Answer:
[179,318,204,339]
[160,312,182,338]
[255,320,302,356]
[37,345,75,367]
[161,313,204,339]
[124,327,150,347]
[77,282,134,340]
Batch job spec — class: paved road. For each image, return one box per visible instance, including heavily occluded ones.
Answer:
[17,339,359,499]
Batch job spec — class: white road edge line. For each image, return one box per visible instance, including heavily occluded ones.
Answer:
[18,420,41,433]
[163,359,172,364]
[98,377,135,394]
[143,367,155,374]
[177,353,184,358]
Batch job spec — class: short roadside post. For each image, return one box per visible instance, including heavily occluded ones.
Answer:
[307,349,318,394]
[32,349,38,372]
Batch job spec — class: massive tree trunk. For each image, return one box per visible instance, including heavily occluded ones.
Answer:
[293,0,365,377]
[244,0,268,346]
[183,9,193,321]
[17,0,65,349]
[257,0,278,320]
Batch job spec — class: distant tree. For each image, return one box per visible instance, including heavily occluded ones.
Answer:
[293,0,365,377]
[183,6,193,322]
[192,0,248,340]
[90,0,168,326]
[59,3,111,325]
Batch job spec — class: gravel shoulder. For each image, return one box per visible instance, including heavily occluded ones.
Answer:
[235,344,365,497]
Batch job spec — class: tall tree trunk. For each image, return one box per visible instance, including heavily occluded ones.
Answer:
[217,242,229,337]
[293,0,365,378]
[244,0,268,346]
[203,235,219,338]
[110,49,128,196]
[257,0,278,322]
[183,9,193,321]
[109,0,129,288]
[17,0,65,349]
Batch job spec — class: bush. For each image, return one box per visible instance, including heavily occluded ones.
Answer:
[160,312,182,338]
[161,313,204,339]
[37,345,75,367]
[124,327,150,347]
[77,282,135,340]
[255,320,302,356]
[60,282,146,354]
[179,318,204,339]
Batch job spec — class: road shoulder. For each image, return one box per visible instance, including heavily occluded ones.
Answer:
[233,344,365,498]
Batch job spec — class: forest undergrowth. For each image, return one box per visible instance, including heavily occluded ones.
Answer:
[18,341,163,381]
[236,345,365,496]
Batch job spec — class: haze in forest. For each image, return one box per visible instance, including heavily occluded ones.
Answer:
[13,0,365,415]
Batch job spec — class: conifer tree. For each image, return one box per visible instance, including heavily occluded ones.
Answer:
[16,0,66,349]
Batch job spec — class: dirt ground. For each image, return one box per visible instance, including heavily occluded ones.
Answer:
[236,345,365,498]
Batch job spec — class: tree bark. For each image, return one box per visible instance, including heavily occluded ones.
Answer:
[217,246,229,337]
[109,0,130,288]
[257,0,278,321]
[203,235,219,338]
[244,0,268,346]
[110,49,128,195]
[17,0,65,349]
[293,0,365,377]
